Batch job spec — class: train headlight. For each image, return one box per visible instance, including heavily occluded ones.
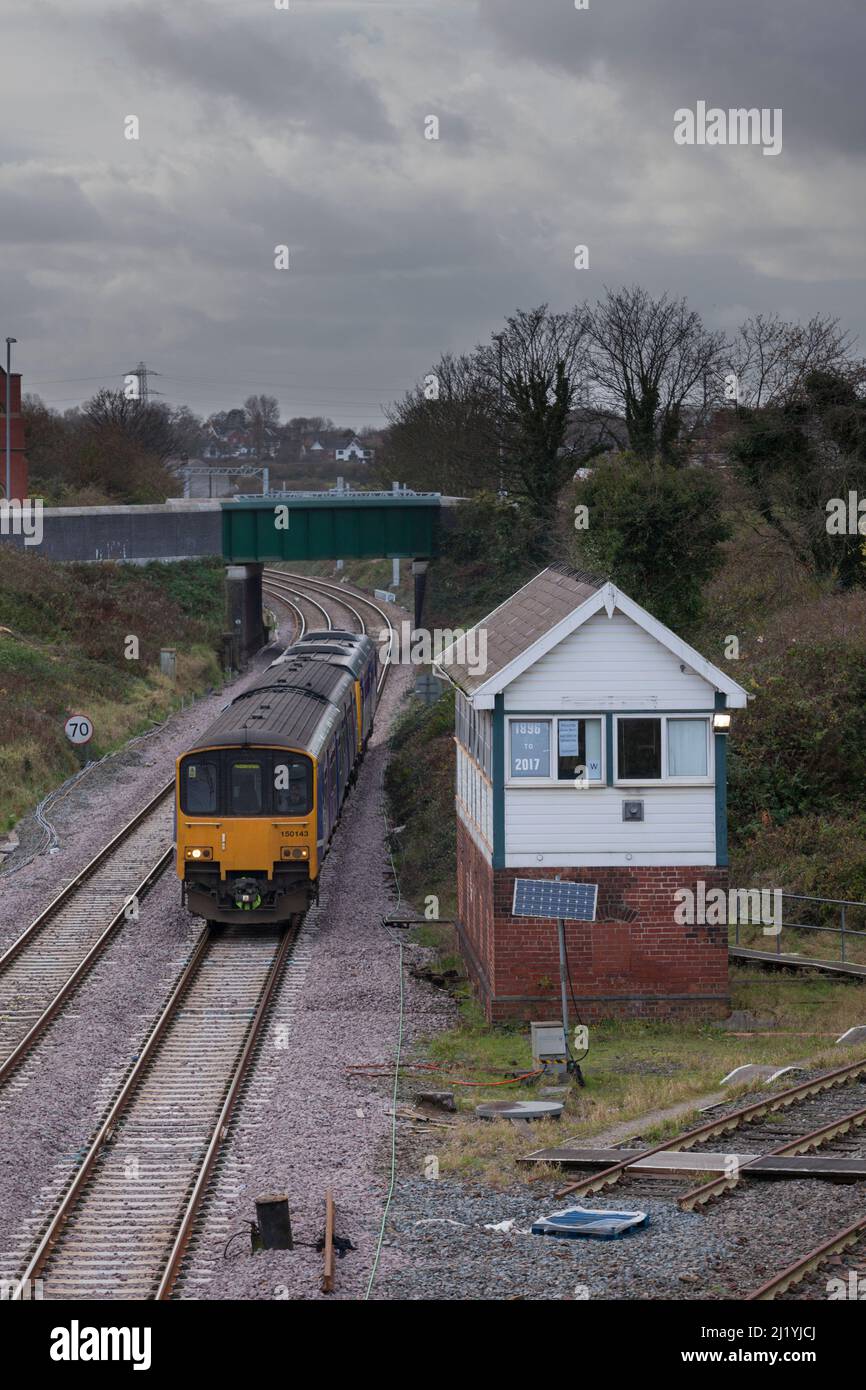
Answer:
[281,846,310,860]
[185,847,213,860]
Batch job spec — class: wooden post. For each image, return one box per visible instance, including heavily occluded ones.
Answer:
[254,1194,293,1250]
[322,1189,335,1294]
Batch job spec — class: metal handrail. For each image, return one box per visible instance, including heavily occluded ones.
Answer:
[730,888,866,963]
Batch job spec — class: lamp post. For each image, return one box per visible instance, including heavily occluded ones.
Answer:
[5,337,17,501]
[493,332,505,497]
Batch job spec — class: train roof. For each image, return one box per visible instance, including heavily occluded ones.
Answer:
[270,634,375,680]
[301,629,364,643]
[184,658,355,759]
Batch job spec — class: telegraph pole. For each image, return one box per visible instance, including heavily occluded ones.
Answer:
[5,337,17,501]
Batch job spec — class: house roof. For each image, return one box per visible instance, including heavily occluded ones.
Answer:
[435,563,750,709]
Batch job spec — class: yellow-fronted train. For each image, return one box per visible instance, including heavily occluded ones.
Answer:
[176,630,378,925]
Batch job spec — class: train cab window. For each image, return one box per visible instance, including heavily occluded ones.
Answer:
[273,758,312,816]
[180,758,219,815]
[230,759,264,815]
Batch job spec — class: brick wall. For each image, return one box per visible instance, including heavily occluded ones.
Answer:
[456,819,729,1022]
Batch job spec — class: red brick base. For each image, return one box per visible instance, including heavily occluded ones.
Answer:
[456,819,729,1023]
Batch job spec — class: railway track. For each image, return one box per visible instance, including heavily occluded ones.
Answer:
[263,568,395,693]
[747,1212,866,1300]
[3,573,394,1299]
[0,577,386,1095]
[8,923,296,1300]
[553,1055,866,1205]
[0,783,175,1090]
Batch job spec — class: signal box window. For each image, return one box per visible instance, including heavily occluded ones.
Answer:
[181,759,219,815]
[617,718,661,780]
[510,721,551,778]
[557,718,603,781]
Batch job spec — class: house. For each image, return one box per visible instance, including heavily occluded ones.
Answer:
[435,565,749,1023]
[335,434,375,463]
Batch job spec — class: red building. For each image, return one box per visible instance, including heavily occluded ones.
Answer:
[0,365,28,500]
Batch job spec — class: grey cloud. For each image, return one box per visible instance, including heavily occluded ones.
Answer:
[106,4,396,142]
[0,169,105,244]
[477,0,866,156]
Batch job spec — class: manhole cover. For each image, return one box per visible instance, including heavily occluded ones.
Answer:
[475,1100,563,1121]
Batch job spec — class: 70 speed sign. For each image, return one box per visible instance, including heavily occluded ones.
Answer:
[64,713,94,746]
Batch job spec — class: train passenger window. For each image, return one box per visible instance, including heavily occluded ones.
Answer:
[181,758,219,814]
[273,758,311,815]
[230,760,264,815]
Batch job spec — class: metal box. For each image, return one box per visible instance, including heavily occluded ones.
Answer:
[531,1021,568,1065]
[622,799,644,822]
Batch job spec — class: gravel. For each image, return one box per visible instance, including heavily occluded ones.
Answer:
[176,641,455,1301]
[364,1168,866,1301]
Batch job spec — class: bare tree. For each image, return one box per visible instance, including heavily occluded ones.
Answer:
[584,286,727,462]
[383,352,499,495]
[82,389,177,462]
[478,304,589,526]
[728,312,858,409]
[244,394,280,459]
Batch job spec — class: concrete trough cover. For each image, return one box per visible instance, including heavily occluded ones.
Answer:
[475,1099,563,1122]
[519,1146,755,1171]
[630,1151,756,1176]
[836,1026,866,1046]
[720,1063,802,1087]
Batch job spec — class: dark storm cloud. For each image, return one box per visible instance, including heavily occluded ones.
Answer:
[2,0,863,422]
[477,0,866,155]
[106,4,396,143]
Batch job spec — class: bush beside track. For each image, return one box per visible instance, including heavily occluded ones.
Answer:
[0,550,224,828]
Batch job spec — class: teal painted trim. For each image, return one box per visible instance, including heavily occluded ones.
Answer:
[714,692,728,865]
[494,695,508,867]
[505,708,718,716]
[493,694,505,869]
[605,713,614,786]
[714,734,728,866]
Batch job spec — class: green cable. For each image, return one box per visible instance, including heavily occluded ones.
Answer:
[364,937,404,1301]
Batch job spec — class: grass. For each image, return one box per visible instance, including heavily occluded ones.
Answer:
[0,551,225,826]
[404,953,866,1187]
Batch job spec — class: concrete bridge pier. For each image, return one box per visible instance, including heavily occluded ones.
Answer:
[412,558,429,630]
[225,563,266,667]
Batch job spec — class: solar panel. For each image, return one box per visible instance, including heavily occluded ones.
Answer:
[511,878,598,922]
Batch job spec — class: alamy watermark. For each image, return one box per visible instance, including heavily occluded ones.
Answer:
[674,882,783,935]
[674,102,782,157]
[0,498,43,546]
[826,492,866,535]
[378,622,488,677]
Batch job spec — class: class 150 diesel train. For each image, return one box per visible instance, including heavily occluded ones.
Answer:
[176,630,378,925]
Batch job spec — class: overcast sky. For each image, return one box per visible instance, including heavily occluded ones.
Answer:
[2,0,863,427]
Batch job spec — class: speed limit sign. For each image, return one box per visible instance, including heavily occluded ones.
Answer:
[64,713,94,746]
